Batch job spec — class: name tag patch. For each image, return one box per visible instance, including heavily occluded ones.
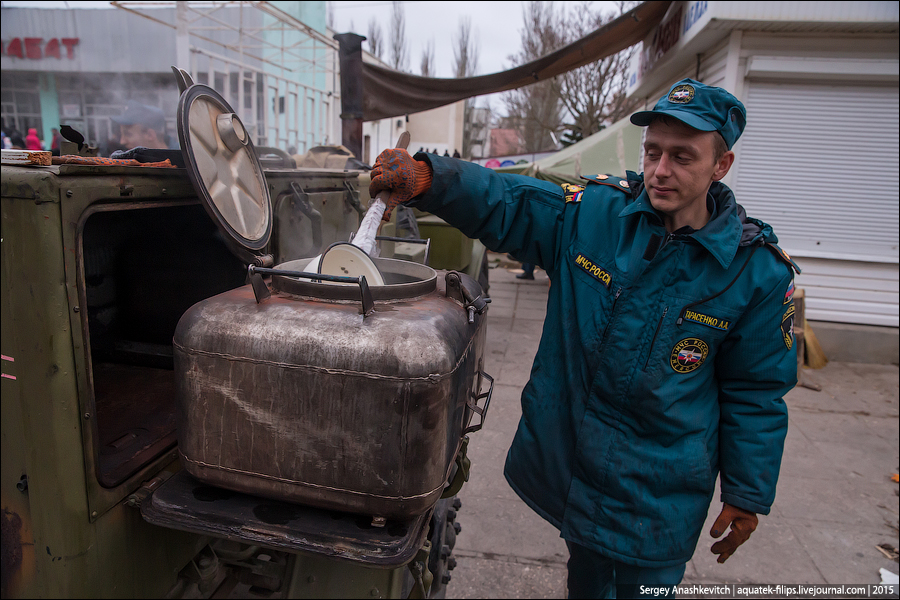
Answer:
[682,309,730,331]
[670,338,709,373]
[574,253,612,288]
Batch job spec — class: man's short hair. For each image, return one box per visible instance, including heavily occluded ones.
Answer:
[647,114,729,162]
[711,131,728,162]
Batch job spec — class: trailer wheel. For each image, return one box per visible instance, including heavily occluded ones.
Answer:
[425,496,461,598]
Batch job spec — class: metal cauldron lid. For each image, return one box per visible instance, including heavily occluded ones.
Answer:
[176,77,272,260]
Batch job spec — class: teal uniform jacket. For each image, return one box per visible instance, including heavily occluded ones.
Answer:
[409,154,798,568]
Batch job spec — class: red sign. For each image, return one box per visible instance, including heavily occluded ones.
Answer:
[2,38,79,60]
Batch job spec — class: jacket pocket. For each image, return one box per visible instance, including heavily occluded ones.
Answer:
[642,296,739,380]
[565,245,624,354]
[587,433,715,561]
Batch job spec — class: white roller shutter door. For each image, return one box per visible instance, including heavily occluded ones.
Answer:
[734,81,898,327]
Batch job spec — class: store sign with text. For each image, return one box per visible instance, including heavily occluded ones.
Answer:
[1,37,80,60]
[626,0,710,95]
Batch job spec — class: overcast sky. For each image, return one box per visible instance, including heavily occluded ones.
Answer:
[330,1,528,77]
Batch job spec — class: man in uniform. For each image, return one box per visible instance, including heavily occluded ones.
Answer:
[112,103,172,150]
[369,79,798,597]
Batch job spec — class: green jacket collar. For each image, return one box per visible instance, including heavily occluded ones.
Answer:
[618,175,747,270]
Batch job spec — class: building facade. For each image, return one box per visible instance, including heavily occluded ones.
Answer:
[2,3,394,160]
[2,2,466,166]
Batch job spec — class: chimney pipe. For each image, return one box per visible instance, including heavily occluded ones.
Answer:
[334,33,366,162]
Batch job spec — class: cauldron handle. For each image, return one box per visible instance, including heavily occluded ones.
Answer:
[247,265,375,316]
[463,370,494,435]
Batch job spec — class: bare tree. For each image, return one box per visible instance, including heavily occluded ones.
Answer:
[501,1,636,151]
[453,17,477,78]
[554,1,638,145]
[502,1,564,153]
[367,18,383,60]
[453,17,479,158]
[420,39,435,77]
[388,1,409,71]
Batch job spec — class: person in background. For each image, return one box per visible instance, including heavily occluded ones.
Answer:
[368,79,798,599]
[49,127,63,155]
[111,103,172,150]
[9,130,26,149]
[25,127,43,150]
[516,262,535,280]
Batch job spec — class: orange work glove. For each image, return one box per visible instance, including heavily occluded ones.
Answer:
[369,148,433,221]
[710,503,759,563]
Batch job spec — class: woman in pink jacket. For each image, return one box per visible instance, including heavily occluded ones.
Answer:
[25,128,43,150]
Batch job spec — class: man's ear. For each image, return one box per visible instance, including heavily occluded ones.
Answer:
[712,150,735,182]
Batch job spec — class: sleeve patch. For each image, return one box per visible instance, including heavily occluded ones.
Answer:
[783,279,795,305]
[781,303,795,350]
[561,183,585,203]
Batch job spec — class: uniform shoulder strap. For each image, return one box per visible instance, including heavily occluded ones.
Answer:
[580,173,633,194]
[765,242,801,275]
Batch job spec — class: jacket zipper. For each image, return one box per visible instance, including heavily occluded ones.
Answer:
[643,306,668,370]
[600,287,622,345]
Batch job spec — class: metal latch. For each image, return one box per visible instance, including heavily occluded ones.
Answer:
[343,180,365,218]
[441,436,471,499]
[125,471,174,508]
[406,540,433,599]
[287,181,323,253]
[445,271,491,323]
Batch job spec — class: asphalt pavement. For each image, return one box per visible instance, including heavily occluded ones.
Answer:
[445,253,900,599]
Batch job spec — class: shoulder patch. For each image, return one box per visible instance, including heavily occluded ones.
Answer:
[781,303,795,350]
[765,243,801,275]
[783,279,795,305]
[561,183,585,203]
[580,174,630,193]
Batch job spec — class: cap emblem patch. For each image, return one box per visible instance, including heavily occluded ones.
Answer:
[670,337,708,373]
[668,84,695,104]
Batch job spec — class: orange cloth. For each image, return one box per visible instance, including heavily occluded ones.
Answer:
[52,156,177,168]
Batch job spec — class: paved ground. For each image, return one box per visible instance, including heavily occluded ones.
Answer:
[445,253,899,599]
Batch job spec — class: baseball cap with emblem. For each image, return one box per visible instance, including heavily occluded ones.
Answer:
[112,103,167,133]
[630,78,746,149]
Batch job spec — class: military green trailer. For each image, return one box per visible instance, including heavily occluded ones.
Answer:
[0,155,486,598]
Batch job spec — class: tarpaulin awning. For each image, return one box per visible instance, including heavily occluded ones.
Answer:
[492,115,644,186]
[362,1,671,121]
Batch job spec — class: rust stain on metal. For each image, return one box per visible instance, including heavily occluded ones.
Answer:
[1,508,24,598]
